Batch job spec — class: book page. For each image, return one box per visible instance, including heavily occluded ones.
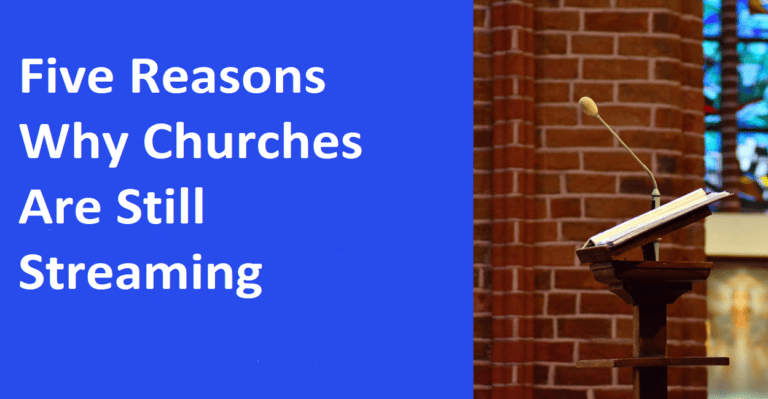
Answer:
[587,189,706,246]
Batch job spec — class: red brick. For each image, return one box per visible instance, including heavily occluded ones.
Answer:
[536,106,578,125]
[476,215,494,239]
[617,0,680,8]
[548,293,577,315]
[581,293,632,314]
[474,31,491,53]
[474,103,492,126]
[474,198,491,220]
[474,173,491,194]
[536,58,579,79]
[581,105,652,127]
[536,173,561,194]
[655,60,682,81]
[475,364,491,385]
[683,134,705,155]
[536,33,567,55]
[536,82,570,103]
[616,318,633,338]
[618,130,683,150]
[491,29,511,52]
[535,198,548,218]
[582,151,652,172]
[583,59,648,80]
[518,268,537,292]
[474,56,492,79]
[475,292,491,313]
[492,365,514,385]
[474,340,491,361]
[668,367,707,387]
[474,9,486,27]
[584,12,649,32]
[619,83,680,105]
[532,388,588,399]
[682,0,702,15]
[682,65,704,88]
[534,365,550,385]
[653,12,681,34]
[535,10,580,31]
[535,269,552,290]
[555,366,612,385]
[492,318,514,338]
[572,35,614,55]
[492,77,514,99]
[668,320,707,342]
[534,341,574,362]
[585,197,652,218]
[668,295,707,318]
[682,41,703,64]
[668,343,706,357]
[564,0,610,7]
[619,36,682,58]
[558,318,612,339]
[493,145,527,169]
[668,390,707,399]
[656,107,683,129]
[551,198,581,218]
[566,174,616,194]
[535,245,576,266]
[546,129,613,148]
[573,83,613,102]
[594,389,632,399]
[491,3,526,27]
[579,342,633,360]
[535,0,560,7]
[556,269,606,290]
[536,152,580,170]
[492,340,526,362]
[493,293,532,316]
[474,388,491,399]
[618,367,633,384]
[492,196,527,219]
[562,221,616,241]
[680,18,703,40]
[474,82,492,104]
[535,318,554,338]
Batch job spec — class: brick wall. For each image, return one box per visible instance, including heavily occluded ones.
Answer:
[474,0,709,398]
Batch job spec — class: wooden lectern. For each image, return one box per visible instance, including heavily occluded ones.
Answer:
[575,202,729,399]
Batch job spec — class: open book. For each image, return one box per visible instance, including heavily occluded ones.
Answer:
[583,189,732,249]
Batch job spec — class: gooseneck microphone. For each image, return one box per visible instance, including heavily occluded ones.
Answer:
[578,97,660,260]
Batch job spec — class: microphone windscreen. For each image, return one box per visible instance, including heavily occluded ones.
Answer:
[579,97,599,116]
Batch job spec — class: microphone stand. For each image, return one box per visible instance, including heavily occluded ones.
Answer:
[581,98,660,260]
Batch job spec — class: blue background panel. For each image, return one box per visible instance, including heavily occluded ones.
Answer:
[0,1,471,398]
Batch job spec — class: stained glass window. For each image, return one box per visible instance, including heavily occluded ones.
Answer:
[705,41,722,116]
[705,0,768,213]
[705,0,722,37]
[738,0,768,38]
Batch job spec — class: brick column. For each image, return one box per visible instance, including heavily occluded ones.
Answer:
[474,0,538,398]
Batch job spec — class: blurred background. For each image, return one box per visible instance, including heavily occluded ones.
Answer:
[474,0,768,398]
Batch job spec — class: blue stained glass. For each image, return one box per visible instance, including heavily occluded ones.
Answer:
[737,43,768,127]
[705,131,723,193]
[705,0,722,37]
[738,0,768,38]
[704,41,721,113]
[706,114,722,125]
[736,132,768,211]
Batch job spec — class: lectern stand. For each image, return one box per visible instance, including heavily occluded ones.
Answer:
[575,206,729,399]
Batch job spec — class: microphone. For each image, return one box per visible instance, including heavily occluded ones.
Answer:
[579,97,660,260]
